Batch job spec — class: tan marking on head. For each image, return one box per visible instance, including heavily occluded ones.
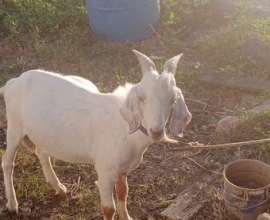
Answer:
[115,173,128,202]
[102,206,115,220]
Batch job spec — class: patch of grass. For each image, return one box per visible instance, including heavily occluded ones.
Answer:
[196,0,270,78]
[155,176,165,186]
[160,0,219,33]
[17,175,50,201]
[230,110,270,141]
[1,0,88,47]
[169,174,185,186]
[58,214,69,220]
[156,196,171,208]
[137,181,156,196]
[210,110,270,165]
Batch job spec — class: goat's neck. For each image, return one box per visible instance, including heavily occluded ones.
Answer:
[109,84,153,152]
[127,118,153,153]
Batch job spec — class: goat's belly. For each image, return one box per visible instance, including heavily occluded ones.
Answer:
[41,147,94,164]
[27,132,95,164]
[38,146,94,164]
[24,115,97,164]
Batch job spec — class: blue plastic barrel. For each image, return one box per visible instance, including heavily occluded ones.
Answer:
[85,0,160,41]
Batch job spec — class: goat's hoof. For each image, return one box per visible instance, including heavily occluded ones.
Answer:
[55,184,67,197]
[118,215,133,220]
[6,202,18,214]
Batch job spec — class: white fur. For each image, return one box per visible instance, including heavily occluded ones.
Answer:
[1,51,191,220]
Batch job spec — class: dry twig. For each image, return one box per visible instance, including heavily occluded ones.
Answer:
[149,24,170,52]
[185,156,223,176]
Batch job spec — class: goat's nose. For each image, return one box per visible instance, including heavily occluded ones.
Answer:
[150,128,164,140]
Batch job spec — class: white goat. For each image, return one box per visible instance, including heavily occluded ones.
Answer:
[1,50,192,220]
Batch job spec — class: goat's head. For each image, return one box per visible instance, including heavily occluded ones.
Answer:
[120,50,192,142]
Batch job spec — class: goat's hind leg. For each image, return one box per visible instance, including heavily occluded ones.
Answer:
[34,148,67,196]
[1,125,22,213]
[22,137,67,196]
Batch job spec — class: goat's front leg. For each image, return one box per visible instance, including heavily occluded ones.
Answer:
[96,172,116,220]
[115,173,132,220]
[35,148,67,196]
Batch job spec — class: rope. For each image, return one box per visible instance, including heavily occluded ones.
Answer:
[169,138,270,151]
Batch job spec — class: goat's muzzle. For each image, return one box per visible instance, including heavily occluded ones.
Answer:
[150,128,164,141]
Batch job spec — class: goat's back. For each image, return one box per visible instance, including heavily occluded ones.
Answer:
[4,70,100,123]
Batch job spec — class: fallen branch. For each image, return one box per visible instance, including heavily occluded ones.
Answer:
[162,173,215,220]
[161,149,202,163]
[169,137,270,151]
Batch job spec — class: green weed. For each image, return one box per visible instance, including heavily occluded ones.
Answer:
[1,0,88,47]
[196,0,270,78]
[170,174,185,186]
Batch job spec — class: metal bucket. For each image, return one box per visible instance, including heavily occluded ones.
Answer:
[223,159,270,220]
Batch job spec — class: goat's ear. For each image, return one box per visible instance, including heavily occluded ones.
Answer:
[119,86,141,134]
[170,88,192,137]
[132,49,156,75]
[163,54,183,75]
